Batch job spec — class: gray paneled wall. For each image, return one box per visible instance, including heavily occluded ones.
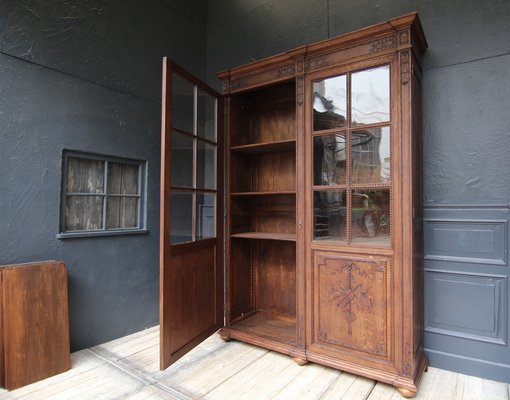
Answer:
[424,208,509,381]
[206,0,510,382]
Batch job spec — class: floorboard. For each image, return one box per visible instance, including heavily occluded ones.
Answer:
[0,327,508,400]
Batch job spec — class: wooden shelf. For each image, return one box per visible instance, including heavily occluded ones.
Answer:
[230,313,296,346]
[231,191,296,196]
[231,232,296,241]
[230,139,295,154]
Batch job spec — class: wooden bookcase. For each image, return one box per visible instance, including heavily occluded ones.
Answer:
[217,13,428,397]
[160,12,428,398]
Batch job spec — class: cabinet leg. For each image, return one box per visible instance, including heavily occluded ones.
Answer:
[219,330,231,342]
[292,357,308,366]
[397,388,416,398]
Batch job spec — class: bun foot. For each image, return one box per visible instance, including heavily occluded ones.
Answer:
[397,388,416,398]
[292,357,308,366]
[219,330,231,342]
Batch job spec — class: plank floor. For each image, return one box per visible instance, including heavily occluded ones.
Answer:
[0,326,508,399]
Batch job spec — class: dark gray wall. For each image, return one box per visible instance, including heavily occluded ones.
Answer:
[0,0,207,350]
[206,0,510,382]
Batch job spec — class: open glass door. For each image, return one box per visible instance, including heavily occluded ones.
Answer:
[160,58,223,370]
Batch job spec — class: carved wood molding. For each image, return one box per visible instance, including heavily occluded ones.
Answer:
[401,50,411,85]
[368,36,397,53]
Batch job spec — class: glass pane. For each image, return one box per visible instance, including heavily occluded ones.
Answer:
[197,140,216,190]
[108,163,139,195]
[351,189,390,245]
[106,197,138,229]
[197,89,216,141]
[67,157,104,193]
[170,191,193,244]
[172,73,194,134]
[351,65,390,125]
[313,191,346,241]
[313,75,347,131]
[314,134,346,185]
[171,131,194,187]
[352,127,391,184]
[196,193,216,240]
[65,195,103,231]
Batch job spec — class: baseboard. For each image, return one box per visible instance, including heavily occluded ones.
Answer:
[426,348,510,383]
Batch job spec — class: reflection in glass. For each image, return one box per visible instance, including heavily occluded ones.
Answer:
[314,135,346,185]
[351,65,390,125]
[172,73,194,134]
[198,89,216,141]
[313,75,347,131]
[197,140,216,190]
[352,127,390,184]
[170,191,193,244]
[196,193,215,240]
[351,189,390,245]
[171,131,193,187]
[313,191,346,240]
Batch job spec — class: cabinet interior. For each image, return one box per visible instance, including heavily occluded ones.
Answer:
[228,81,297,345]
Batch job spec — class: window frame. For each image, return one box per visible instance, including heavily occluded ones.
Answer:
[57,150,148,239]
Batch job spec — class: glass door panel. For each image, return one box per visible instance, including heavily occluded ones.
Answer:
[311,63,391,246]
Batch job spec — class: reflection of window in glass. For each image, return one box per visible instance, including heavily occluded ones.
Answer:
[197,141,216,190]
[314,135,346,185]
[61,152,145,236]
[171,131,194,187]
[351,65,390,125]
[313,191,347,241]
[313,75,347,130]
[352,127,391,184]
[351,189,390,245]
[196,193,215,240]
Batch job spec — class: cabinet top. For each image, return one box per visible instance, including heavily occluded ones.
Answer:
[216,12,427,94]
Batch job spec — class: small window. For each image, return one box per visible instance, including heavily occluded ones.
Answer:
[58,151,147,238]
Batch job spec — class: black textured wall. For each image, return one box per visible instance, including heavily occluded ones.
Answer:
[205,0,510,382]
[0,0,207,350]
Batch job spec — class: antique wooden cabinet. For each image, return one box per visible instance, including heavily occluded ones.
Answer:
[160,12,428,397]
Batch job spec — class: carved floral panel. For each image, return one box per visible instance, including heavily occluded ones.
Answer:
[313,251,391,358]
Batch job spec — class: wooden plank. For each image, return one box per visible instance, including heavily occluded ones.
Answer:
[272,363,340,400]
[124,384,184,400]
[231,232,296,241]
[93,327,159,360]
[158,340,268,398]
[320,374,376,399]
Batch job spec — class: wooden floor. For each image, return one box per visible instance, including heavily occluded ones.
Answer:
[1,326,508,399]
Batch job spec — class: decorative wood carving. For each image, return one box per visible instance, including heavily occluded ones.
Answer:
[401,50,411,85]
[369,36,397,53]
[306,55,328,71]
[314,253,390,358]
[221,79,229,94]
[278,64,295,77]
[230,79,247,91]
[329,262,372,335]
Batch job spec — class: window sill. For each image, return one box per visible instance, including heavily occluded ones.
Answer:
[56,229,149,240]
